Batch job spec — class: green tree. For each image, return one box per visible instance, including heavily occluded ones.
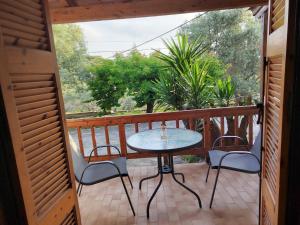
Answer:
[115,51,166,113]
[53,24,88,91]
[87,51,166,114]
[181,9,261,98]
[53,24,96,112]
[87,59,127,115]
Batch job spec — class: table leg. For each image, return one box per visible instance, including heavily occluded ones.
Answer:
[170,155,202,208]
[165,154,185,182]
[174,172,185,183]
[139,171,159,190]
[147,155,163,219]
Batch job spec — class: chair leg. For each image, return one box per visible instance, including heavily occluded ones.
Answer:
[205,163,211,183]
[127,175,133,189]
[77,183,84,197]
[209,167,221,208]
[120,176,135,216]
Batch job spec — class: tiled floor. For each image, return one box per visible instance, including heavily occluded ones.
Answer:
[78,163,259,225]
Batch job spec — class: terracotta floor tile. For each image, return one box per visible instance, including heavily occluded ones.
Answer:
[78,163,259,225]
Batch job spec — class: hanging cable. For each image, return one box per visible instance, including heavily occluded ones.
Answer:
[104,11,208,58]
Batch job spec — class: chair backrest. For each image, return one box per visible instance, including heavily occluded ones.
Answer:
[250,130,262,161]
[69,134,88,181]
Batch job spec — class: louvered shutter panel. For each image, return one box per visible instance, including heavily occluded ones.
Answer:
[261,0,291,225]
[270,0,285,31]
[0,1,81,225]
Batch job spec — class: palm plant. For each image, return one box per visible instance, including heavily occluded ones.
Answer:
[213,76,236,106]
[213,76,249,145]
[153,70,186,110]
[157,35,207,76]
[154,35,209,110]
[178,59,211,109]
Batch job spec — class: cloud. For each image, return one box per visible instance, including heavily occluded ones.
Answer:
[78,12,199,58]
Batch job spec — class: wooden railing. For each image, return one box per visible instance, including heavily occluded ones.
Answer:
[66,106,258,161]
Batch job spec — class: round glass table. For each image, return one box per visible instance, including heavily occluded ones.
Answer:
[127,128,203,218]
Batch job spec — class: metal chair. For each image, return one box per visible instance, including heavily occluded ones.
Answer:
[206,131,261,208]
[68,135,135,216]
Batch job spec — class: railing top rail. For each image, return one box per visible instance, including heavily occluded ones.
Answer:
[66,105,258,128]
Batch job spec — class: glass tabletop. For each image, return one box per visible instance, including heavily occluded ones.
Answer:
[126,128,202,153]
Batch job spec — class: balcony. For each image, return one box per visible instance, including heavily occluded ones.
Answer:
[78,163,259,225]
[66,105,259,224]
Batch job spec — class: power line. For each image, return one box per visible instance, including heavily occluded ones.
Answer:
[85,40,162,43]
[106,11,208,59]
[88,48,168,54]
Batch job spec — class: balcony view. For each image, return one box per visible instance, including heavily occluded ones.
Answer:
[53,8,262,225]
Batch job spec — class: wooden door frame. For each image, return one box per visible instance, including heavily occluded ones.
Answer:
[285,0,300,224]
[1,0,299,224]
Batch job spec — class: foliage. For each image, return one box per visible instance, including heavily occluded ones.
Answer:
[156,35,207,76]
[179,60,210,108]
[182,155,203,163]
[115,51,167,113]
[53,24,97,112]
[154,35,226,110]
[214,76,236,107]
[118,94,137,111]
[87,51,167,114]
[153,69,186,110]
[53,24,88,91]
[87,59,127,115]
[180,9,261,98]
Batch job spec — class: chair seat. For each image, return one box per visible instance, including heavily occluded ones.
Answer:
[209,150,260,173]
[80,157,129,185]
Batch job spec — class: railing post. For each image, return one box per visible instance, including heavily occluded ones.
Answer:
[148,121,152,129]
[91,126,98,157]
[77,127,84,156]
[220,117,225,147]
[204,116,211,154]
[248,114,253,145]
[189,118,195,130]
[234,115,239,145]
[104,126,111,155]
[176,119,180,128]
[118,124,127,157]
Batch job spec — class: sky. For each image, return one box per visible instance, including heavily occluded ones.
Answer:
[77,12,200,58]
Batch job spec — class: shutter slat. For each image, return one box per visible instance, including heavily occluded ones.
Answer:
[16,93,56,106]
[17,98,57,113]
[0,11,44,29]
[23,126,61,147]
[31,155,66,185]
[20,110,59,127]
[27,143,64,168]
[36,180,69,216]
[21,115,59,133]
[33,169,68,202]
[0,0,49,50]
[22,121,60,141]
[13,81,54,90]
[271,0,285,32]
[14,87,55,98]
[26,137,63,161]
[0,0,43,17]
[19,104,58,120]
[24,132,62,154]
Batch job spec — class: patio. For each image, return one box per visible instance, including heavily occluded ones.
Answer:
[78,162,259,225]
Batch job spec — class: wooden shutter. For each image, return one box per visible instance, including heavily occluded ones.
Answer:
[0,1,81,225]
[261,0,295,224]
